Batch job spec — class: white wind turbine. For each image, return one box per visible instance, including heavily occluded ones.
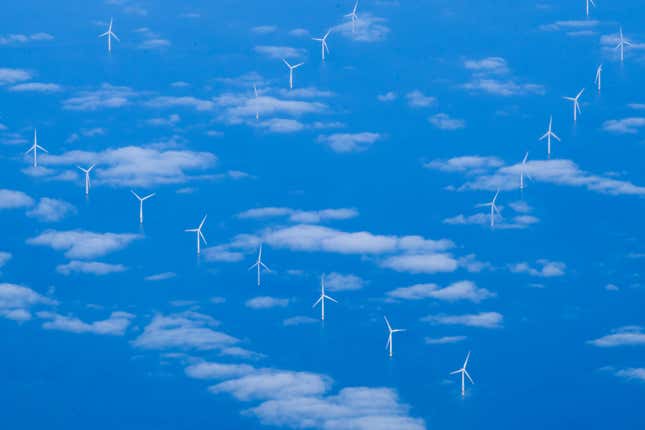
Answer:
[131,190,155,223]
[98,18,120,53]
[185,215,207,255]
[585,0,596,16]
[312,29,331,62]
[594,64,603,92]
[312,274,338,321]
[77,164,96,195]
[539,115,561,158]
[450,351,475,397]
[345,1,359,33]
[248,244,271,287]
[616,27,632,62]
[520,152,531,190]
[25,129,47,168]
[283,59,304,89]
[476,190,501,227]
[384,316,406,358]
[563,88,584,122]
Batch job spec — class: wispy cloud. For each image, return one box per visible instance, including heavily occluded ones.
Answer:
[245,296,290,309]
[254,45,305,59]
[0,68,32,85]
[602,117,645,134]
[428,113,465,130]
[509,260,566,277]
[62,84,138,111]
[26,198,76,222]
[27,230,141,259]
[462,57,544,96]
[251,25,277,35]
[238,207,358,224]
[588,326,645,347]
[331,13,391,43]
[39,311,134,335]
[387,281,494,302]
[538,20,599,36]
[145,272,176,281]
[0,189,34,209]
[9,82,62,93]
[324,272,365,291]
[425,336,467,345]
[0,32,53,45]
[283,315,318,326]
[422,311,503,328]
[317,132,382,152]
[406,90,436,108]
[0,283,56,321]
[57,260,127,276]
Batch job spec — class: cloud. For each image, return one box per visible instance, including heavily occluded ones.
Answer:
[464,57,510,75]
[203,245,245,263]
[283,316,318,326]
[406,90,436,107]
[186,361,255,380]
[443,213,539,230]
[422,312,503,328]
[41,146,218,187]
[424,156,503,174]
[324,272,365,292]
[254,45,305,59]
[259,118,305,133]
[144,96,214,111]
[26,198,76,222]
[211,370,331,401]
[539,20,599,34]
[0,283,55,321]
[9,82,62,93]
[428,113,465,130]
[62,84,138,111]
[238,207,358,224]
[134,27,171,50]
[251,26,278,35]
[462,57,544,96]
[0,32,54,45]
[145,272,176,281]
[56,260,127,276]
[588,326,645,347]
[27,230,141,259]
[331,13,391,43]
[39,311,134,335]
[0,68,32,85]
[425,336,467,345]
[380,253,459,274]
[0,189,34,209]
[377,91,397,102]
[0,251,11,268]
[245,296,290,309]
[317,132,382,153]
[613,368,645,383]
[132,312,240,351]
[509,260,566,277]
[602,117,645,134]
[214,92,326,125]
[387,281,494,302]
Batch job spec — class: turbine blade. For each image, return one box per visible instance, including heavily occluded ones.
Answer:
[384,316,392,331]
[248,262,259,271]
[465,370,475,384]
[325,295,338,303]
[131,190,142,200]
[260,262,271,272]
[112,32,120,42]
[199,231,207,245]
[313,297,322,307]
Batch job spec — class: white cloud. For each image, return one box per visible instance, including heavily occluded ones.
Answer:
[443,213,539,230]
[317,132,382,153]
[0,68,32,85]
[424,156,503,174]
[602,117,645,134]
[509,259,566,277]
[145,272,176,281]
[39,311,134,335]
[380,253,459,274]
[324,272,365,291]
[27,230,141,259]
[283,315,318,326]
[425,336,467,345]
[26,198,76,222]
[254,45,305,59]
[387,281,494,302]
[211,370,331,401]
[9,82,62,92]
[214,92,326,125]
[463,57,509,75]
[251,26,278,35]
[0,189,34,209]
[422,312,503,328]
[56,260,127,276]
[144,96,214,111]
[0,251,11,268]
[186,361,255,380]
[613,368,645,383]
[259,118,305,133]
[245,296,290,309]
[238,207,358,224]
[132,312,240,351]
[62,84,138,111]
[428,113,465,130]
[588,326,645,347]
[377,91,397,102]
[331,13,391,43]
[405,90,435,107]
[539,20,599,33]
[0,33,54,45]
[0,283,55,321]
[462,57,544,96]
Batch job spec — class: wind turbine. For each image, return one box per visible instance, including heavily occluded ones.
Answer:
[476,190,501,227]
[384,316,406,358]
[312,274,338,321]
[98,18,120,52]
[586,0,596,16]
[616,27,632,62]
[345,1,359,33]
[282,59,304,89]
[185,215,207,255]
[25,129,47,168]
[563,88,584,122]
[131,190,155,223]
[539,115,561,158]
[77,164,96,195]
[520,152,532,190]
[450,351,475,397]
[312,29,331,62]
[248,244,271,287]
[594,64,603,92]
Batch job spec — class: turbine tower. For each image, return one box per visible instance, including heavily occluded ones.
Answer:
[98,18,120,52]
[25,129,47,167]
[131,190,155,223]
[312,29,331,62]
[450,351,475,397]
[345,1,359,33]
[312,274,338,321]
[476,190,501,227]
[185,215,207,255]
[282,59,304,89]
[248,244,271,287]
[586,0,596,16]
[563,88,584,122]
[384,316,406,358]
[594,64,603,92]
[539,115,561,158]
[77,164,96,195]
[616,27,632,62]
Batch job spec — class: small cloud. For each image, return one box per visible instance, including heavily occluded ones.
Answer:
[251,25,277,35]
[428,113,465,130]
[245,296,290,309]
[509,259,566,277]
[145,272,177,281]
[425,335,467,345]
[422,311,503,328]
[254,45,305,60]
[588,326,645,347]
[0,189,34,209]
[0,32,54,45]
[283,315,318,326]
[605,283,619,291]
[377,91,397,102]
[387,281,494,303]
[9,82,62,92]
[27,230,141,259]
[39,311,134,335]
[0,68,32,85]
[57,260,127,276]
[324,272,365,292]
[602,117,645,134]
[260,118,305,133]
[26,198,76,222]
[424,156,503,174]
[405,90,435,107]
[317,132,382,153]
